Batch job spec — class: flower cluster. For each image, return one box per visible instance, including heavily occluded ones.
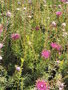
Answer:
[11,33,20,40]
[41,50,50,59]
[41,42,61,59]
[56,11,62,16]
[0,0,67,90]
[51,42,61,51]
[36,80,49,90]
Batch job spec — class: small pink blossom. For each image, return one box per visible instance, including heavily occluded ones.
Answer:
[16,66,20,71]
[51,42,61,51]
[11,33,20,40]
[35,26,40,31]
[56,60,60,64]
[0,29,3,33]
[59,52,61,55]
[66,2,68,4]
[60,0,66,2]
[56,11,62,16]
[36,80,49,90]
[0,43,3,49]
[41,50,50,59]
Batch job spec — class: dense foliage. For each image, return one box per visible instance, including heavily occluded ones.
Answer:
[0,0,68,90]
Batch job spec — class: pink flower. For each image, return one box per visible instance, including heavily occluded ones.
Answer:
[59,52,61,55]
[51,42,61,51]
[41,50,50,59]
[36,80,49,90]
[16,66,20,71]
[0,43,3,49]
[0,29,3,34]
[11,33,20,40]
[35,26,40,30]
[56,60,60,64]
[56,11,62,16]
[60,0,66,2]
[66,2,68,4]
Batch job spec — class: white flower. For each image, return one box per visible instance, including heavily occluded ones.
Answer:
[23,7,26,10]
[62,32,68,37]
[58,5,62,8]
[62,23,66,27]
[43,4,47,7]
[6,11,11,17]
[43,0,46,3]
[52,21,56,27]
[59,87,63,90]
[60,83,64,87]
[18,1,21,5]
[28,41,32,45]
[62,28,65,31]
[28,15,32,18]
[59,83,64,90]
[28,0,32,4]
[47,17,50,20]
[0,56,2,60]
[16,8,20,11]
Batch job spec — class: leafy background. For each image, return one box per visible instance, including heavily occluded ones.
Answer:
[0,0,68,90]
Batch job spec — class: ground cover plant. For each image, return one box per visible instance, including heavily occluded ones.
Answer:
[0,0,68,90]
